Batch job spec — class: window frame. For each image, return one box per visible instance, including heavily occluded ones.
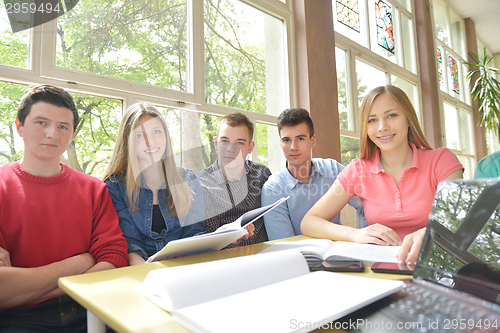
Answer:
[431,0,476,178]
[334,0,421,142]
[0,0,294,167]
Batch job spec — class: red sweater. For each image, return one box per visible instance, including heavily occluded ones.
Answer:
[0,162,128,270]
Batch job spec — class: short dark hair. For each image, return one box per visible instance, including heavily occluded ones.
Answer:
[17,85,80,131]
[218,112,254,141]
[277,108,314,138]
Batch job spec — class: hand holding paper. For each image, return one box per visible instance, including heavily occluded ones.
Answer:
[148,196,289,261]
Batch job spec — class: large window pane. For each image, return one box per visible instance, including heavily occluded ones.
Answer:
[486,129,500,155]
[256,122,269,167]
[158,110,279,173]
[449,11,464,58]
[336,47,352,130]
[159,108,221,173]
[340,136,360,165]
[0,2,30,69]
[256,122,284,174]
[391,75,419,121]
[457,155,474,180]
[432,0,449,46]
[459,109,474,155]
[56,0,188,91]
[0,81,26,165]
[68,94,121,179]
[197,113,222,169]
[443,103,459,150]
[204,0,286,115]
[334,0,368,47]
[401,13,415,73]
[355,60,386,106]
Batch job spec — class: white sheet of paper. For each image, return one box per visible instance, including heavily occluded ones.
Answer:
[173,271,404,333]
[260,239,400,263]
[137,250,404,333]
[325,241,400,263]
[259,239,334,259]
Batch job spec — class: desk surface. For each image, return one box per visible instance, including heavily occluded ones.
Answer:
[59,236,410,333]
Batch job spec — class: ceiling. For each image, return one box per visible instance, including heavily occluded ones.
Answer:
[449,0,500,54]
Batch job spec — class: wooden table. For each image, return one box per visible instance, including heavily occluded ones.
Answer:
[58,236,409,333]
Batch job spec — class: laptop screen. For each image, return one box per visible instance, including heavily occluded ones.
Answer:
[414,178,500,305]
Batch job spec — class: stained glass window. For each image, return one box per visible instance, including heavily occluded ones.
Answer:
[375,0,394,54]
[436,47,444,89]
[336,0,360,32]
[448,55,459,94]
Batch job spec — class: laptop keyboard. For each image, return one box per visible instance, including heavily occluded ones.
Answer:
[383,283,500,333]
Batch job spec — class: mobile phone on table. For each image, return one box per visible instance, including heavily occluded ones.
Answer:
[310,260,365,272]
[371,262,414,275]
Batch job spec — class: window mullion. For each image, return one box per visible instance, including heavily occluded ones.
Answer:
[348,48,359,134]
[39,14,57,79]
[363,0,371,49]
[29,18,42,75]
[445,3,453,51]
[191,0,205,105]
[395,7,404,69]
[284,13,295,108]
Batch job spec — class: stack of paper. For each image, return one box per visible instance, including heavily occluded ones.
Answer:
[137,250,404,333]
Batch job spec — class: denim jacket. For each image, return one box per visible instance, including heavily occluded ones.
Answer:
[105,168,206,260]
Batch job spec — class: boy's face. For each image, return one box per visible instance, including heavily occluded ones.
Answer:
[279,122,316,169]
[215,123,255,170]
[16,101,75,166]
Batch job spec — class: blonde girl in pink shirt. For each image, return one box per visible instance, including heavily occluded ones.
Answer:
[301,85,463,265]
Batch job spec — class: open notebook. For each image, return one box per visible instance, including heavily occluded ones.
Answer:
[137,250,403,333]
[149,196,288,261]
[260,239,401,266]
[343,178,500,332]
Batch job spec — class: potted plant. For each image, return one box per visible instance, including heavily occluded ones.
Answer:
[465,47,500,136]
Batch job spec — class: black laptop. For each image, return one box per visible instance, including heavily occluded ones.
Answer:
[339,178,500,333]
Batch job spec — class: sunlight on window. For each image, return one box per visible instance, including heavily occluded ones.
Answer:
[443,103,459,150]
[256,122,284,173]
[56,0,188,91]
[355,60,386,106]
[336,47,352,131]
[204,0,286,116]
[0,1,30,69]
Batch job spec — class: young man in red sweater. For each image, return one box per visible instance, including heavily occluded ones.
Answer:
[0,85,128,332]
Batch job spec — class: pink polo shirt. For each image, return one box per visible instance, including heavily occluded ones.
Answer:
[338,143,463,239]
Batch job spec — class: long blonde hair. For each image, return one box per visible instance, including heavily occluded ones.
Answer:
[359,85,432,159]
[103,102,192,216]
